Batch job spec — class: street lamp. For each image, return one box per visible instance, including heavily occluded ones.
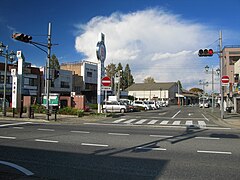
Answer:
[204,65,220,112]
[0,42,16,116]
[199,80,208,109]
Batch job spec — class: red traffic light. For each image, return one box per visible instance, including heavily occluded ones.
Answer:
[198,49,214,57]
[12,33,32,43]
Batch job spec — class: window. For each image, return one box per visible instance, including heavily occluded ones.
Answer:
[61,81,70,88]
[87,71,92,77]
[229,56,240,65]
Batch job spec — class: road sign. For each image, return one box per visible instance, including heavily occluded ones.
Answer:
[42,94,59,106]
[221,75,229,86]
[101,76,111,86]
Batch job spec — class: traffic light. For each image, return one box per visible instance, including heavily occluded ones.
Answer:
[12,33,32,43]
[198,49,214,57]
[54,70,60,79]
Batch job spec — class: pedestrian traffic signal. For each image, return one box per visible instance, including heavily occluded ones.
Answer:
[198,49,214,57]
[12,33,32,43]
[54,70,60,79]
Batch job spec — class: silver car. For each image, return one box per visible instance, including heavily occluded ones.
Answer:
[102,101,127,113]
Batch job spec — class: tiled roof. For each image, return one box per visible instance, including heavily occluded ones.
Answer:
[126,82,177,91]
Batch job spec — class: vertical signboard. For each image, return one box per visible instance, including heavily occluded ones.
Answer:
[11,69,18,108]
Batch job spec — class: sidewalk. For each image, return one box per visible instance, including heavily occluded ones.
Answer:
[0,111,110,124]
[202,107,240,129]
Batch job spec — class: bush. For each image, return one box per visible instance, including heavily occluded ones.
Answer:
[77,109,84,117]
[88,104,98,109]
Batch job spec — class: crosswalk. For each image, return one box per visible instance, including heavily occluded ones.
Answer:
[111,118,207,126]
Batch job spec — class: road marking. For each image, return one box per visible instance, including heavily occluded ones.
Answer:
[147,120,158,124]
[195,137,220,140]
[113,119,126,123]
[198,121,206,126]
[0,136,16,139]
[81,143,109,147]
[70,130,90,134]
[160,120,169,125]
[172,121,181,125]
[135,119,148,124]
[185,121,193,125]
[37,128,55,132]
[136,147,167,151]
[123,119,137,124]
[150,135,173,138]
[0,160,34,176]
[203,127,231,130]
[108,133,129,136]
[35,139,58,143]
[0,122,32,127]
[13,127,24,129]
[172,110,181,119]
[197,150,232,155]
[202,114,209,121]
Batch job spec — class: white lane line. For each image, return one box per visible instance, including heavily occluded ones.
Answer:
[147,120,158,125]
[123,119,137,124]
[203,127,231,130]
[185,121,193,125]
[160,120,169,125]
[113,119,126,123]
[13,127,24,129]
[135,119,148,124]
[150,135,173,138]
[108,133,129,136]
[172,121,181,125]
[0,160,34,176]
[0,136,16,139]
[172,110,181,119]
[0,122,32,127]
[195,137,220,140]
[35,139,58,143]
[70,130,90,134]
[136,147,167,151]
[198,121,207,126]
[81,143,109,147]
[202,114,209,121]
[197,150,232,155]
[37,128,55,132]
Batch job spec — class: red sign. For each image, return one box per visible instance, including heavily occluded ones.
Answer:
[221,75,229,84]
[101,76,111,86]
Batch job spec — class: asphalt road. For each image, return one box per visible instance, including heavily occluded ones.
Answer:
[0,106,239,179]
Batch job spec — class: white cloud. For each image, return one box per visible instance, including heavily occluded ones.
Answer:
[75,8,220,90]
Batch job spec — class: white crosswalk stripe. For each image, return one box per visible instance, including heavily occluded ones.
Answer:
[135,119,148,124]
[113,119,126,123]
[111,119,208,127]
[172,121,181,125]
[185,121,193,125]
[198,121,206,126]
[147,120,158,125]
[160,120,169,125]
[123,119,137,123]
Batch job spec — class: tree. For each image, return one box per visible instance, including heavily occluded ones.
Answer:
[105,63,116,78]
[122,64,134,90]
[189,87,203,94]
[50,54,60,69]
[144,76,155,83]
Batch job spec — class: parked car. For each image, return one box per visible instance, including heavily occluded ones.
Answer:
[147,100,158,110]
[132,100,151,110]
[102,101,128,113]
[119,99,137,112]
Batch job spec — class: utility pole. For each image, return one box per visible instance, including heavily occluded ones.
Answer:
[219,31,224,119]
[46,22,52,120]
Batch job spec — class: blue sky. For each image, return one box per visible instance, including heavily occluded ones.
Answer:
[1,0,240,90]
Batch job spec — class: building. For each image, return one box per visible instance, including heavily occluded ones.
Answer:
[61,61,97,103]
[222,46,240,112]
[127,82,180,104]
[0,62,41,105]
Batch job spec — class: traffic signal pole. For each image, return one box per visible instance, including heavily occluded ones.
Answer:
[219,31,224,119]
